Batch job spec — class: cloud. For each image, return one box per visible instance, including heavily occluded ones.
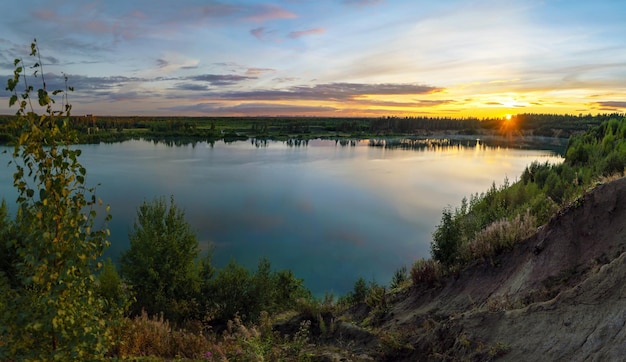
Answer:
[156,59,169,68]
[343,0,382,6]
[245,4,297,22]
[174,83,209,91]
[150,54,200,74]
[0,71,161,106]
[33,8,56,20]
[594,101,626,108]
[250,27,269,40]
[245,67,275,76]
[161,102,337,115]
[273,77,299,83]
[32,74,147,94]
[218,103,337,115]
[288,27,325,39]
[216,83,440,102]
[347,99,454,108]
[193,2,242,19]
[190,74,256,86]
[27,5,144,44]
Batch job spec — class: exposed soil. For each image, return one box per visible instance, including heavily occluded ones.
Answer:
[294,177,626,361]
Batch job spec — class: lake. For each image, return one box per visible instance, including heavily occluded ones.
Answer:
[0,136,565,296]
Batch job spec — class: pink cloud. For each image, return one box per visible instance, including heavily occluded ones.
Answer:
[129,10,147,20]
[33,8,57,20]
[288,27,325,39]
[245,67,275,76]
[250,27,267,40]
[246,4,297,22]
[250,27,281,41]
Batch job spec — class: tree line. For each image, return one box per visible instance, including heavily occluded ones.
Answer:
[1,112,619,145]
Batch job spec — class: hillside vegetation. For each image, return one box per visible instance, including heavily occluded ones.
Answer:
[1,41,626,360]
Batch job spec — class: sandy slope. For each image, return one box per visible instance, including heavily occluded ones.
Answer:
[387,176,626,361]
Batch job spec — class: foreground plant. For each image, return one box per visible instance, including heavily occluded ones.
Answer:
[0,39,111,359]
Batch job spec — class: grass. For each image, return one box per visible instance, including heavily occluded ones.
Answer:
[459,210,537,264]
[107,310,317,361]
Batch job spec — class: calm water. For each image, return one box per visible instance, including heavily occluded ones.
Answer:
[0,137,564,296]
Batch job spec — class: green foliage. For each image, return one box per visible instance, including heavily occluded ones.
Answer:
[120,196,202,323]
[210,259,254,322]
[0,40,111,360]
[208,257,312,324]
[431,208,462,266]
[97,258,132,316]
[119,195,311,326]
[390,265,408,289]
[0,200,18,287]
[347,277,369,304]
[365,283,387,313]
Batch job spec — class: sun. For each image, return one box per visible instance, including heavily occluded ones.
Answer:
[500,114,518,135]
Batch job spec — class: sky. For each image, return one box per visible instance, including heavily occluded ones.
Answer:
[1,0,626,118]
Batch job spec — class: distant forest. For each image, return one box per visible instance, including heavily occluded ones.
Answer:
[0,113,622,144]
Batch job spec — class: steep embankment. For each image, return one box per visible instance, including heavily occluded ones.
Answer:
[393,176,626,360]
[325,177,626,361]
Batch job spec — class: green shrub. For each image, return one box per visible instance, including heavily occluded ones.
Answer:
[207,257,312,325]
[431,208,462,266]
[348,277,369,304]
[390,265,408,289]
[601,151,625,176]
[97,258,132,316]
[120,196,202,324]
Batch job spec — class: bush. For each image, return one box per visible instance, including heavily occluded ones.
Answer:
[431,208,462,266]
[347,277,369,304]
[111,311,210,359]
[207,258,312,325]
[601,151,625,176]
[120,196,202,323]
[390,265,408,289]
[459,211,536,262]
[97,258,132,317]
[410,258,442,287]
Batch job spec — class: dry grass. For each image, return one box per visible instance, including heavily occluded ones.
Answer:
[460,210,537,263]
[410,258,442,287]
[110,311,212,359]
[108,310,314,361]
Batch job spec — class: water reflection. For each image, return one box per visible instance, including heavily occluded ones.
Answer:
[370,136,568,154]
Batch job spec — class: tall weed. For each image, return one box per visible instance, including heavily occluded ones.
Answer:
[460,211,536,262]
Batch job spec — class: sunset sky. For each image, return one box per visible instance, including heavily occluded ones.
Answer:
[1,0,625,118]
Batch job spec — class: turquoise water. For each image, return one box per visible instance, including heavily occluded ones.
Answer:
[0,137,564,296]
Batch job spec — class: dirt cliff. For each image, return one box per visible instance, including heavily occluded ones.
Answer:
[310,177,626,361]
